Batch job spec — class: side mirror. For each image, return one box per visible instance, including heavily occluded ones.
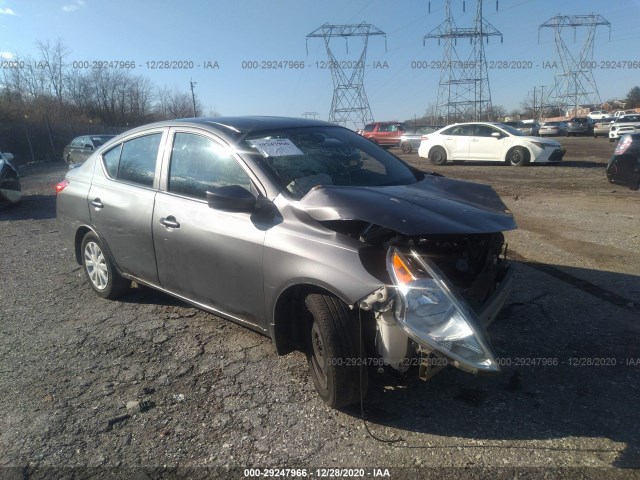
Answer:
[2,153,14,161]
[206,185,256,212]
[491,132,502,138]
[84,144,94,150]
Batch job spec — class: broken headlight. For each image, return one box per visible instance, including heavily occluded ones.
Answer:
[386,247,499,373]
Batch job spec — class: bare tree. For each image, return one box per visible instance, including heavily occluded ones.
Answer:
[36,39,70,106]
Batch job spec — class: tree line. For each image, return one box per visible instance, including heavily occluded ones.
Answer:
[0,39,207,162]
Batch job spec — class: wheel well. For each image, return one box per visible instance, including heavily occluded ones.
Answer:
[74,227,92,265]
[272,284,345,356]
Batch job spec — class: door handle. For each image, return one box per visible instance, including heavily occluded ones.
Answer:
[160,216,180,229]
[90,198,104,208]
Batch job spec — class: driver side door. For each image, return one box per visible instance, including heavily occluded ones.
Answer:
[152,129,268,328]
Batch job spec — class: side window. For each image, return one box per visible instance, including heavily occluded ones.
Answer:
[71,137,83,147]
[117,134,162,187]
[168,133,252,200]
[363,124,375,132]
[101,134,161,186]
[446,125,471,136]
[474,125,496,137]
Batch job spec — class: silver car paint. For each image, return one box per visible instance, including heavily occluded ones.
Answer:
[57,117,516,355]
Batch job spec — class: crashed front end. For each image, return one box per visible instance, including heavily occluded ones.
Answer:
[301,175,516,380]
[361,234,515,380]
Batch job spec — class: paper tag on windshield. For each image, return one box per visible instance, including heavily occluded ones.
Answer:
[249,139,303,157]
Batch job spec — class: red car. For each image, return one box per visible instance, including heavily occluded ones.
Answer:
[360,121,406,147]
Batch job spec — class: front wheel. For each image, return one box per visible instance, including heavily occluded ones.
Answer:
[507,146,530,166]
[81,232,129,299]
[305,293,367,408]
[429,146,447,166]
[401,142,413,154]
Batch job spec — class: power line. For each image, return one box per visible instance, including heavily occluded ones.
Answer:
[307,23,386,130]
[425,0,502,123]
[538,14,611,116]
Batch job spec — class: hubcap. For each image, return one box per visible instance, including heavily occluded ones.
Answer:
[84,241,109,290]
[311,323,328,389]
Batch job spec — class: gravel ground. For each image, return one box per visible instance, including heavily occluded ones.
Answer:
[1,137,639,479]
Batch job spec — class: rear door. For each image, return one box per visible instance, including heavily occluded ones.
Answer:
[441,125,472,160]
[88,130,166,284]
[152,129,268,327]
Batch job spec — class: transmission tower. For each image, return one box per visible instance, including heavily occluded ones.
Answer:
[539,15,611,117]
[425,0,502,123]
[307,23,386,130]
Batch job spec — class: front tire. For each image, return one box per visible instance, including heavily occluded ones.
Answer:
[305,293,367,408]
[429,146,447,166]
[401,142,412,154]
[507,146,530,166]
[81,232,129,299]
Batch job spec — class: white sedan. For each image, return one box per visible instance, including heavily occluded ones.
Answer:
[418,122,566,166]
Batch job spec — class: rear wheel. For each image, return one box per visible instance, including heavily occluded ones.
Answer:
[81,232,129,299]
[507,146,530,166]
[305,293,367,408]
[429,146,447,166]
[401,141,413,154]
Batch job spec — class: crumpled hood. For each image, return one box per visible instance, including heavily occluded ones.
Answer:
[299,175,516,235]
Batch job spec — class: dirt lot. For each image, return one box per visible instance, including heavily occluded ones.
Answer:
[1,136,639,479]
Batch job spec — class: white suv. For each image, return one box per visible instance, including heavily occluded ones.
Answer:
[609,114,640,142]
[418,122,565,166]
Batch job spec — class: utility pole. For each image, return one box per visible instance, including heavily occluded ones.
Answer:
[190,78,198,117]
[307,23,386,131]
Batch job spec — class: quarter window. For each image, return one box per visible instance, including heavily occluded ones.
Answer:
[101,133,161,187]
[102,144,122,178]
[168,133,252,200]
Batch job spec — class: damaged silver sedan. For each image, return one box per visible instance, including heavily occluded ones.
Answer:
[56,117,516,408]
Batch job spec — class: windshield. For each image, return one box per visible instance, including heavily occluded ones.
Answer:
[242,126,419,199]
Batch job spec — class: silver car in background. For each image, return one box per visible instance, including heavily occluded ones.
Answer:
[399,125,444,153]
[56,117,516,408]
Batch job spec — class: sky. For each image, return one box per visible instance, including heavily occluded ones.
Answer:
[1,0,639,125]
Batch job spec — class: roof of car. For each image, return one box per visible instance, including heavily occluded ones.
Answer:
[127,116,337,136]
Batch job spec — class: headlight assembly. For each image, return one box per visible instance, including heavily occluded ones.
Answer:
[386,247,499,373]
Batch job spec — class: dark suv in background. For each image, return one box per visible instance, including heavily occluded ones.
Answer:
[63,135,116,165]
[360,121,406,147]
